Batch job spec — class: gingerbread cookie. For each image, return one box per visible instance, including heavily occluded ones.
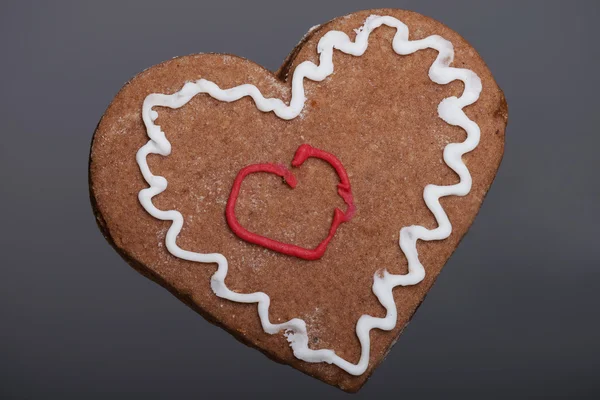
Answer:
[89,9,507,392]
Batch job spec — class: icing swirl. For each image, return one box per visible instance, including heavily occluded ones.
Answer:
[136,15,482,375]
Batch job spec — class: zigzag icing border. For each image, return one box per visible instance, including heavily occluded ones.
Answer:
[136,15,482,376]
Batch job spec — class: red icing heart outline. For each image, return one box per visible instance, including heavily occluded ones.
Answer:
[225,144,355,260]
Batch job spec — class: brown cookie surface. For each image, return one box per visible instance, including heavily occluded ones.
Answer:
[90,9,507,392]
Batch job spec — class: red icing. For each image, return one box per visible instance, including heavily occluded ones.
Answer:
[225,144,354,260]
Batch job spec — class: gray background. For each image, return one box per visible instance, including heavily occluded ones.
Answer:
[1,0,598,398]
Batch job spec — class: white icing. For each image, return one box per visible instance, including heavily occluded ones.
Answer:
[136,15,481,375]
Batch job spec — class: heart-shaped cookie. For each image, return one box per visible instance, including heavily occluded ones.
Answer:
[89,9,507,392]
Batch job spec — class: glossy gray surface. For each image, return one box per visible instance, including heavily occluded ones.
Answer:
[1,0,598,398]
